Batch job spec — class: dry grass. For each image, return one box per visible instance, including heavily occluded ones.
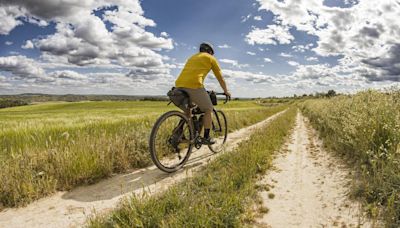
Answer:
[301,89,400,227]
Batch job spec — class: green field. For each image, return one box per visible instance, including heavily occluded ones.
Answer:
[1,100,271,155]
[0,100,268,133]
[0,100,288,207]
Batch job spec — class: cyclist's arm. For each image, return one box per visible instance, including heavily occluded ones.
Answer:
[211,58,230,95]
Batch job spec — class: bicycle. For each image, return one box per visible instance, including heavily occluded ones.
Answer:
[149,89,230,173]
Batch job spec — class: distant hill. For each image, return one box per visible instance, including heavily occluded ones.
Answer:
[0,94,169,104]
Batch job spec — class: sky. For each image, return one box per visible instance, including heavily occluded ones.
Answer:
[0,0,399,97]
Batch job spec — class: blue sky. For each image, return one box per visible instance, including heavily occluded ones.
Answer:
[141,0,338,75]
[0,0,399,97]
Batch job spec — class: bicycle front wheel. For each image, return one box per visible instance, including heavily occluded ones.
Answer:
[208,110,228,153]
[149,111,193,173]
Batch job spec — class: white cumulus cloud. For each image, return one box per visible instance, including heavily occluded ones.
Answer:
[288,61,299,66]
[0,0,174,72]
[306,57,318,62]
[245,24,294,45]
[255,0,400,82]
[218,44,231,49]
[0,6,25,35]
[21,40,34,49]
[263,58,273,63]
[279,52,293,58]
[220,59,249,69]
[0,55,46,79]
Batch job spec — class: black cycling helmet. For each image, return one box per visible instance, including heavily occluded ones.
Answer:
[199,42,214,55]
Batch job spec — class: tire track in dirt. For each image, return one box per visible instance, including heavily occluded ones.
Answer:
[254,112,374,228]
[0,110,286,228]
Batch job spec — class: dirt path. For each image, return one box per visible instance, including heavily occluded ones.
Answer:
[254,112,373,228]
[0,110,286,228]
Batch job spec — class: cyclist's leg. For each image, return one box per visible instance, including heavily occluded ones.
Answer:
[179,88,214,142]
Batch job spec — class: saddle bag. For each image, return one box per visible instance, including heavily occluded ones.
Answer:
[167,87,190,110]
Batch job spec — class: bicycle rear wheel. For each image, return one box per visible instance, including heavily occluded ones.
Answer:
[208,110,228,153]
[149,111,193,173]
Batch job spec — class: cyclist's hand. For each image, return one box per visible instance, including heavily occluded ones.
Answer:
[224,91,231,100]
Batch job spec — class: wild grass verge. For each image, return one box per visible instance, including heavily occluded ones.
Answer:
[88,108,297,227]
[0,103,287,207]
[301,90,400,227]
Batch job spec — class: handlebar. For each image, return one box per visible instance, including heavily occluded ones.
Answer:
[214,92,231,104]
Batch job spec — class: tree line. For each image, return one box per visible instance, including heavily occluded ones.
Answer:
[0,99,29,109]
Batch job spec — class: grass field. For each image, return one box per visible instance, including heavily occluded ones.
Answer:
[88,107,297,227]
[4,91,398,226]
[0,100,289,207]
[301,90,400,226]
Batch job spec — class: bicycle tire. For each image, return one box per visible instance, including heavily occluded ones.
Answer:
[208,110,228,153]
[149,110,194,173]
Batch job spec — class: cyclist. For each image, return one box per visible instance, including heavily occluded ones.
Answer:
[175,42,231,145]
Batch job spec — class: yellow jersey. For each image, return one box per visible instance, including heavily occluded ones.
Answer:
[175,52,223,89]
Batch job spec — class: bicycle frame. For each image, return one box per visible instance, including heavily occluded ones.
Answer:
[180,91,229,147]
[185,108,223,148]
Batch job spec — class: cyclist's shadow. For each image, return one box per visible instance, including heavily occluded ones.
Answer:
[62,149,214,202]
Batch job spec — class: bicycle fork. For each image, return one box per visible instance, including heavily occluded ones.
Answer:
[212,109,222,133]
